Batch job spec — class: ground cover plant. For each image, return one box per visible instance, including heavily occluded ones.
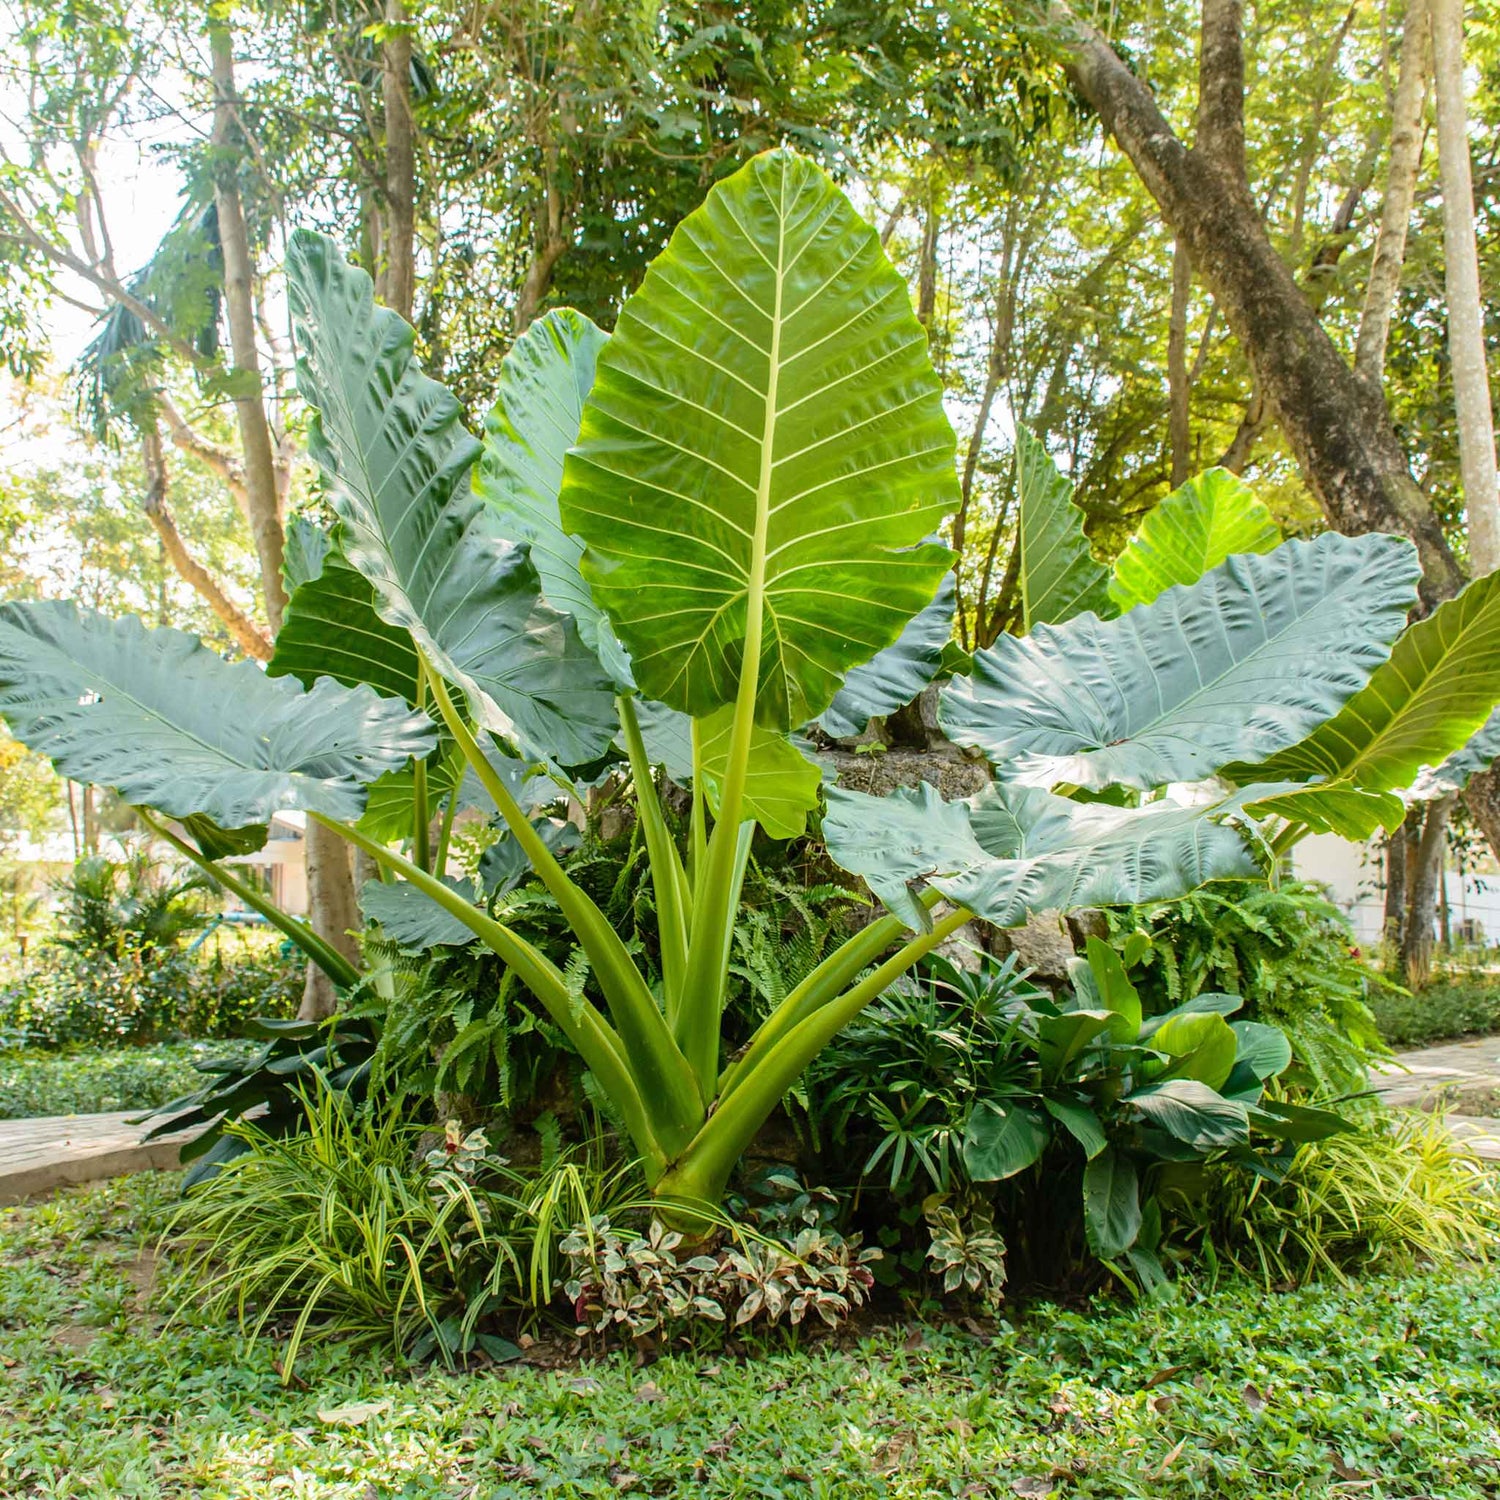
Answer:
[0,1041,254,1120]
[5,149,1500,1243]
[1371,970,1500,1049]
[2,1174,1500,1498]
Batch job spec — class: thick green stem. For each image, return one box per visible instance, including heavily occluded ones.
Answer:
[424,668,703,1154]
[411,661,430,872]
[718,889,944,1102]
[688,717,707,890]
[659,907,973,1207]
[617,694,690,1019]
[433,788,458,876]
[138,809,359,988]
[311,811,668,1179]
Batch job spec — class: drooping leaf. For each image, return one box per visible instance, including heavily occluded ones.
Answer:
[480,816,581,895]
[1428,705,1500,794]
[269,549,421,703]
[819,571,956,738]
[1230,1020,1294,1082]
[1015,425,1112,631]
[285,229,617,766]
[1109,468,1281,611]
[1126,1079,1250,1149]
[474,308,613,656]
[1043,1096,1107,1159]
[1224,567,1500,814]
[1036,1011,1114,1075]
[1150,1012,1238,1090]
[181,813,268,861]
[559,148,957,730]
[282,516,332,593]
[361,876,482,949]
[822,780,1266,930]
[941,533,1421,790]
[962,1099,1049,1181]
[1083,1149,1141,1258]
[0,600,432,826]
[1243,783,1407,840]
[1246,1098,1354,1142]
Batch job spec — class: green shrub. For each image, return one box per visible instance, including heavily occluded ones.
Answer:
[1176,1108,1498,1286]
[0,1041,255,1119]
[1370,971,1500,1048]
[1105,880,1388,1094]
[51,851,211,963]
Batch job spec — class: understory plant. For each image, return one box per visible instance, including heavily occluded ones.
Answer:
[4,149,1500,1217]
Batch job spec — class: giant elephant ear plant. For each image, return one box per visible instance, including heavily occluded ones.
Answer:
[3,150,1500,1214]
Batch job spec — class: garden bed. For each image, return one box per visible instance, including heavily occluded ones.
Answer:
[2,1175,1498,1498]
[0,1042,254,1121]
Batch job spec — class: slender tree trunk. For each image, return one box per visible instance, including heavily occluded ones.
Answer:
[1167,239,1193,486]
[1051,0,1464,602]
[1383,820,1410,953]
[380,0,416,321]
[1354,0,1431,387]
[1402,792,1456,987]
[917,190,941,330]
[140,423,273,661]
[1431,0,1500,576]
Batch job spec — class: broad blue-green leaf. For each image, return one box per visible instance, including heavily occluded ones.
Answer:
[270,550,420,703]
[1151,1012,1238,1090]
[559,149,958,730]
[0,600,432,826]
[941,533,1421,790]
[1126,1079,1249,1149]
[1043,1096,1108,1159]
[822,781,1265,929]
[474,308,615,658]
[286,229,616,766]
[1225,567,1500,818]
[962,1099,1049,1181]
[1015,425,1112,630]
[361,876,481,948]
[819,572,956,738]
[1083,1149,1141,1258]
[282,517,332,593]
[1429,706,1500,794]
[633,698,823,840]
[1109,468,1280,611]
[480,816,580,895]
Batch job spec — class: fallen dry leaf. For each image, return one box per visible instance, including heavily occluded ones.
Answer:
[316,1398,392,1428]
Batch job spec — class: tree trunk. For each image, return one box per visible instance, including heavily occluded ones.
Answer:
[140,423,273,662]
[1167,238,1192,486]
[1383,819,1410,952]
[1051,0,1464,603]
[1431,0,1500,576]
[1354,0,1430,387]
[1402,792,1455,988]
[380,0,416,321]
[299,821,362,1020]
[917,190,941,330]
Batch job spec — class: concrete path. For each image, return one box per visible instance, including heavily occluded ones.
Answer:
[1371,1034,1500,1161]
[0,1111,195,1206]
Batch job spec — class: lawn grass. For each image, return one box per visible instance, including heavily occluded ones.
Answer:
[2,1175,1498,1497]
[0,1042,253,1121]
[1371,969,1500,1049]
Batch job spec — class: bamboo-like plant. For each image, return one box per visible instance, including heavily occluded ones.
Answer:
[3,151,1500,1212]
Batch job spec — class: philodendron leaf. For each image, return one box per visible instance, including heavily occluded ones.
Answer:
[286,230,617,766]
[560,148,958,730]
[962,1099,1049,1181]
[1109,468,1281,611]
[1225,567,1500,818]
[1016,425,1112,631]
[1126,1079,1250,1150]
[819,571,956,738]
[632,699,823,840]
[941,533,1421,790]
[1083,1149,1141,1258]
[270,548,421,704]
[474,309,613,652]
[361,876,481,949]
[0,600,432,825]
[821,780,1265,930]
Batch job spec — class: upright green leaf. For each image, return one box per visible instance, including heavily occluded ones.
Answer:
[1083,1149,1141,1258]
[0,601,432,826]
[941,533,1421,790]
[1224,568,1500,810]
[1150,1012,1238,1090]
[285,230,617,766]
[474,308,611,651]
[559,148,957,729]
[1109,468,1281,611]
[819,572,956,738]
[1016,425,1112,631]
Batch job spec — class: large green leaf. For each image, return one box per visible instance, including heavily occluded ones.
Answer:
[962,1099,1049,1181]
[473,308,611,652]
[1083,1149,1141,1258]
[1126,1079,1249,1149]
[819,572,955,738]
[1109,468,1281,611]
[940,533,1421,790]
[822,780,1265,929]
[269,547,420,703]
[361,876,482,949]
[1150,1012,1238,1090]
[285,230,616,766]
[1224,568,1500,814]
[0,601,432,826]
[1430,706,1500,794]
[1016,425,1112,631]
[559,148,958,730]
